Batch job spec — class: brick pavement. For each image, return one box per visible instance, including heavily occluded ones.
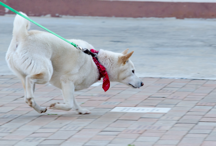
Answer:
[0,75,216,146]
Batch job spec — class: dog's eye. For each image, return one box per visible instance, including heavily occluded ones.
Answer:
[132,70,135,73]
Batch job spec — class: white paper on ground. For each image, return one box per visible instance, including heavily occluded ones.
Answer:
[111,107,171,113]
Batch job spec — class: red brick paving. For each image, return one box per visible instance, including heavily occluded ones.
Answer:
[0,76,216,145]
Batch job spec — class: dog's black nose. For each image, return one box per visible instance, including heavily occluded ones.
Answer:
[141,82,144,87]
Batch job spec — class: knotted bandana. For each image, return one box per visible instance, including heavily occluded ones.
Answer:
[90,49,110,92]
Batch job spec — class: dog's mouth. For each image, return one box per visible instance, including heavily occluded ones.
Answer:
[129,83,138,88]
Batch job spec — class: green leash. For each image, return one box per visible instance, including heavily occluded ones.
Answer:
[0,1,83,50]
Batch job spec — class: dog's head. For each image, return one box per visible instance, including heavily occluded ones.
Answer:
[117,49,144,88]
[98,49,144,88]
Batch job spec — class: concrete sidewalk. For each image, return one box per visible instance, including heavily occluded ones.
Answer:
[0,75,216,146]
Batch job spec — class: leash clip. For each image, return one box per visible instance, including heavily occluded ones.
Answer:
[76,45,84,51]
[76,45,97,57]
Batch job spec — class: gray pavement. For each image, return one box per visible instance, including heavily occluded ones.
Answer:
[1,15,216,79]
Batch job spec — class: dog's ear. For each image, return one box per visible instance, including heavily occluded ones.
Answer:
[122,49,129,55]
[119,51,134,65]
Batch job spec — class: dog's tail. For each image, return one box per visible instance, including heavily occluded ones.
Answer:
[13,12,30,40]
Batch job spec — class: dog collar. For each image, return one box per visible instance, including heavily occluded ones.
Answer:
[90,49,110,92]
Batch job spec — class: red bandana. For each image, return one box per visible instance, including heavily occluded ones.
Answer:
[90,49,110,92]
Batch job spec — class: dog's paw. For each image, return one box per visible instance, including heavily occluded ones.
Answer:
[49,102,60,109]
[49,103,56,108]
[40,107,47,113]
[77,108,91,114]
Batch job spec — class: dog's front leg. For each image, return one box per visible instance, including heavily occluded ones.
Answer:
[49,76,90,114]
[50,77,74,111]
[73,96,90,114]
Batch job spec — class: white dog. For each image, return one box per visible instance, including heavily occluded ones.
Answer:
[6,13,144,114]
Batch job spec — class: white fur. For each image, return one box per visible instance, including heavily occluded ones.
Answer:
[6,13,143,114]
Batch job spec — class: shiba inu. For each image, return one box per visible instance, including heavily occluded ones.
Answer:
[6,13,143,114]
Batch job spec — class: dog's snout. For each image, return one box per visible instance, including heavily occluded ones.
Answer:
[141,82,144,87]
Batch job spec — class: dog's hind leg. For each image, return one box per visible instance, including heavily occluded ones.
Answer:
[25,72,50,113]
[20,77,27,100]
